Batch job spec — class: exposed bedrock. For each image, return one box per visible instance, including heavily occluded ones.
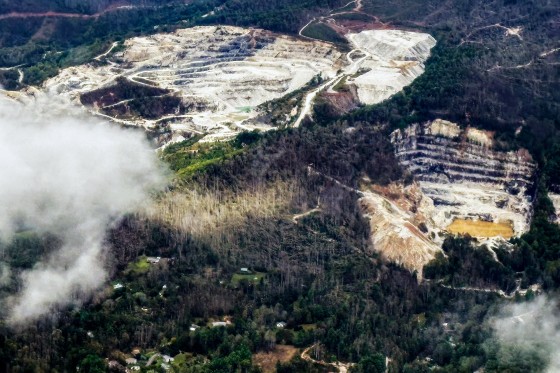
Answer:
[346,30,436,105]
[391,119,536,237]
[361,120,536,278]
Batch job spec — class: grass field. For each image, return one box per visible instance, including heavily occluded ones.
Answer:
[231,272,265,286]
[126,256,151,275]
[447,219,514,238]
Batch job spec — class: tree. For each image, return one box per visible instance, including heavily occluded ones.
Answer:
[351,353,386,373]
[79,354,106,373]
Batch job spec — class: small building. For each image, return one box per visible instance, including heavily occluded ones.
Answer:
[147,257,161,264]
[162,355,174,363]
[108,361,124,370]
[211,321,230,328]
[276,322,287,329]
[113,283,124,290]
[125,358,138,365]
[190,324,200,332]
[240,268,250,273]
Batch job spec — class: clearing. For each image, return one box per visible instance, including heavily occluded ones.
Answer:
[253,345,298,373]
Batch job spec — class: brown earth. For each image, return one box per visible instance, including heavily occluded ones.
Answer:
[253,345,298,373]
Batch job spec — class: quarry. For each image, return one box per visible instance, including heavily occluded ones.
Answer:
[44,25,436,146]
[360,119,537,278]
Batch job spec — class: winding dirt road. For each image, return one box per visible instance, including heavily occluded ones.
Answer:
[0,5,141,20]
[301,344,355,373]
[293,0,368,127]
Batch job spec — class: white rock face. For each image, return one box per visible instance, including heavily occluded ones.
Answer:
[346,30,436,105]
[550,193,560,224]
[392,120,536,239]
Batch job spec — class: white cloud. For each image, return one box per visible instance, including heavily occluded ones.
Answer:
[0,94,166,324]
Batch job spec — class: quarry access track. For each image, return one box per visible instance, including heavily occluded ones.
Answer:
[293,49,369,127]
[0,5,144,20]
[294,0,369,127]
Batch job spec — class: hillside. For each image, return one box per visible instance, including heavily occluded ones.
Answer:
[0,0,559,372]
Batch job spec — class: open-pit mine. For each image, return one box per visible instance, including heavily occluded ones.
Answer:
[360,119,536,278]
[44,25,435,146]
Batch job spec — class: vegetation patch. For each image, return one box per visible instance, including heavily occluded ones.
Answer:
[331,12,373,22]
[231,271,265,286]
[161,131,263,180]
[300,22,348,46]
[125,255,151,276]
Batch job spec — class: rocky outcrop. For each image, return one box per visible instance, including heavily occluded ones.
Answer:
[391,120,536,237]
[360,183,442,280]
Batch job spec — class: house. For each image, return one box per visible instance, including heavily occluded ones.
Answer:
[276,322,287,329]
[240,268,250,273]
[211,321,231,328]
[113,283,124,290]
[146,257,161,264]
[125,358,138,365]
[190,324,200,331]
[108,360,124,370]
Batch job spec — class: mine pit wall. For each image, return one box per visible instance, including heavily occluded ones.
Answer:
[391,120,537,237]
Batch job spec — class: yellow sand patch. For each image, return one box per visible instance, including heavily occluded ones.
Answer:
[447,219,514,238]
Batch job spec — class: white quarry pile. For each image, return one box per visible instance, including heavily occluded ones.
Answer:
[550,193,560,224]
[44,26,344,144]
[346,30,436,105]
[391,119,536,239]
[43,26,436,145]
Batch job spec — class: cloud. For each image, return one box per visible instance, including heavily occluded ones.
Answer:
[0,94,166,324]
[489,296,560,373]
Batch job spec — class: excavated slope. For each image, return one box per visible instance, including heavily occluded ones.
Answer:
[346,30,436,105]
[45,26,343,144]
[360,183,442,280]
[391,119,536,238]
